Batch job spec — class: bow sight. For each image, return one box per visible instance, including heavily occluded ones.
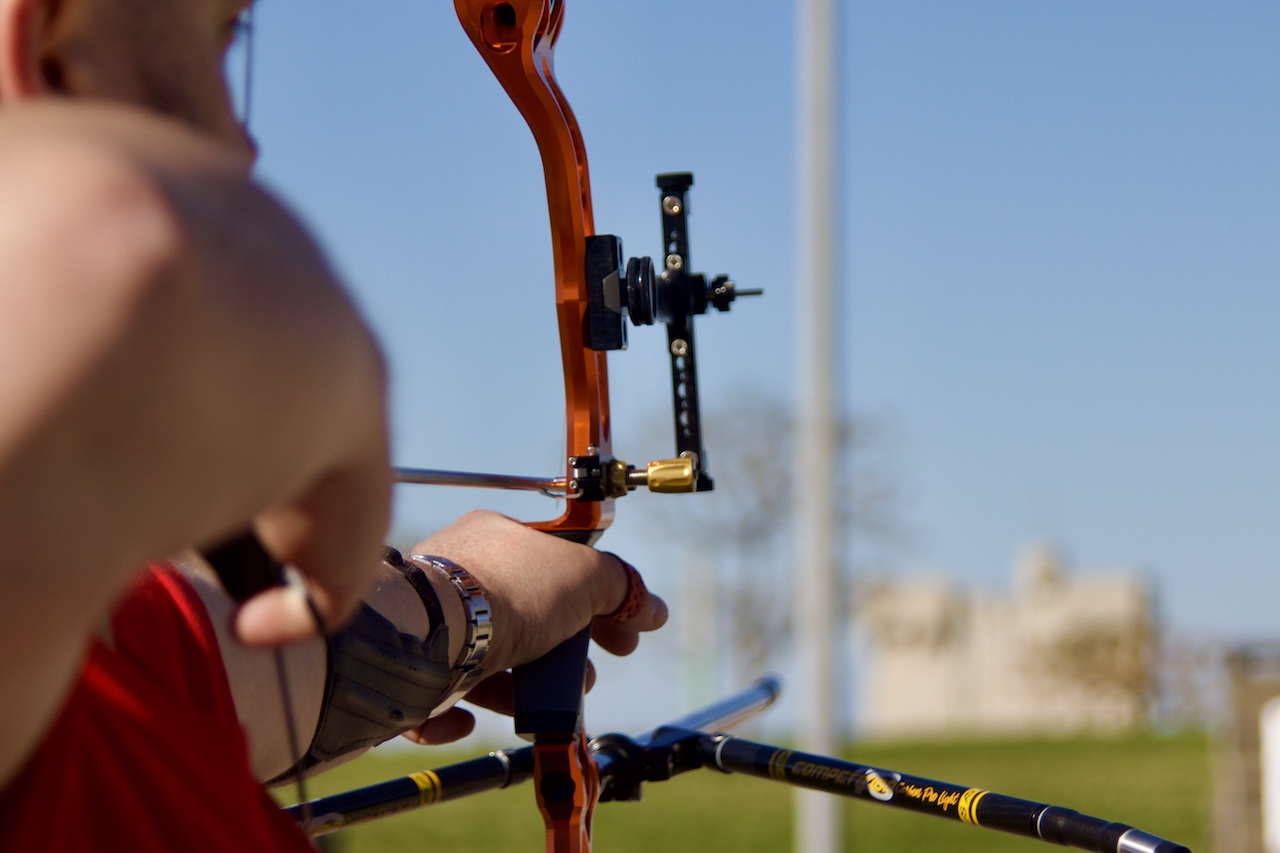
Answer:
[395,172,760,501]
[585,172,762,494]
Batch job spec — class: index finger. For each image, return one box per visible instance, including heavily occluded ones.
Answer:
[590,555,668,656]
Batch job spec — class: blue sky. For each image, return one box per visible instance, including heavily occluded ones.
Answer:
[245,2,1279,730]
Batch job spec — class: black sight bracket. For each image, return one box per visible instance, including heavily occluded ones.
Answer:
[584,172,761,492]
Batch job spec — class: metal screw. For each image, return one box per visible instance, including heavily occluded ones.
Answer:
[665,254,684,272]
[662,196,682,216]
[671,339,689,357]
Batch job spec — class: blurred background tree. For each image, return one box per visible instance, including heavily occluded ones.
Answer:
[641,392,908,694]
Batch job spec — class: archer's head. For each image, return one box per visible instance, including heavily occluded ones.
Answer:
[0,0,255,154]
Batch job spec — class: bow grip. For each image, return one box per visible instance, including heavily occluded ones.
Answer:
[513,626,593,737]
[513,527,601,736]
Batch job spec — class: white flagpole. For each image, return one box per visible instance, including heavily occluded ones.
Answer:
[793,0,843,850]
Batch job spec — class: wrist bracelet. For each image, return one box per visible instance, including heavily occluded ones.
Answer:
[408,554,492,716]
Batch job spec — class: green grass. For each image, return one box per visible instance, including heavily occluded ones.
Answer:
[291,732,1209,852]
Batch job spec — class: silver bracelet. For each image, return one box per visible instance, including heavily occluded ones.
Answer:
[408,554,492,716]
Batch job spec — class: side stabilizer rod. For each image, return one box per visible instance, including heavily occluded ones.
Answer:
[284,676,781,837]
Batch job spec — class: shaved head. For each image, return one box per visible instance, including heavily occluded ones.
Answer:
[1,0,252,149]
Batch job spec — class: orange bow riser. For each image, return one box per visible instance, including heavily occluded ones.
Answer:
[456,0,611,546]
[452,3,756,849]
[454,3,614,849]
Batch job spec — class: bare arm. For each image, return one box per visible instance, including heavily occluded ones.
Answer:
[178,552,460,782]
[0,102,391,785]
[180,511,668,783]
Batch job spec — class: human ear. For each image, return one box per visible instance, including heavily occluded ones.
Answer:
[0,0,81,101]
[0,0,42,100]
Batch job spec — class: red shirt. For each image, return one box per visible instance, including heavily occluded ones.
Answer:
[0,565,315,851]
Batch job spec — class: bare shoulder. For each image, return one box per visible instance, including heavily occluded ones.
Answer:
[0,103,261,311]
[0,106,256,787]
[0,101,255,243]
[0,100,251,183]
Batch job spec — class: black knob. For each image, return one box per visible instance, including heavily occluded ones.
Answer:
[624,255,656,325]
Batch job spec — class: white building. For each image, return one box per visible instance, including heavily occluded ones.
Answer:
[859,544,1153,739]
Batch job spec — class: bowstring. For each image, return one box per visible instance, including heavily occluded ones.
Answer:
[229,8,314,829]
[277,568,315,832]
[231,7,256,131]
[240,6,255,131]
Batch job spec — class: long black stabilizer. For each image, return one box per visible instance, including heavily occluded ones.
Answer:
[698,734,1190,853]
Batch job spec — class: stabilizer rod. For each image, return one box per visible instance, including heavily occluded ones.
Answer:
[285,677,781,837]
[700,735,1190,853]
